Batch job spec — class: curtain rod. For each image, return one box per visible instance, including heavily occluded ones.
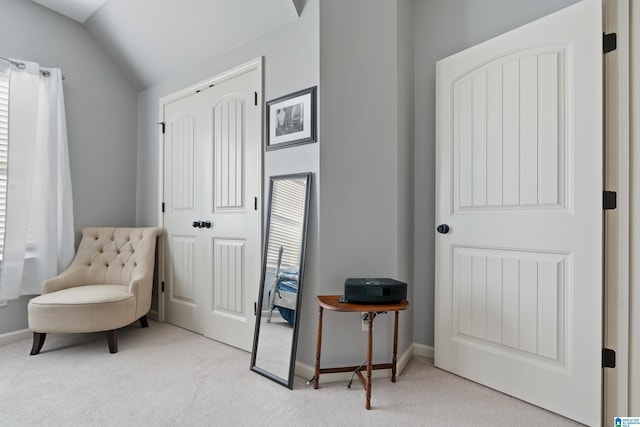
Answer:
[0,57,66,80]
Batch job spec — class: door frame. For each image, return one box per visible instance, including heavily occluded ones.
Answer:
[604,0,631,421]
[156,57,264,323]
[631,1,640,415]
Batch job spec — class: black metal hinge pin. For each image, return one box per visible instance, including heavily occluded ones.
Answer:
[603,348,616,368]
[603,32,617,54]
[603,191,617,210]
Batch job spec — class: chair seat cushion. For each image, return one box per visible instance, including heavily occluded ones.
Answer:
[28,285,137,333]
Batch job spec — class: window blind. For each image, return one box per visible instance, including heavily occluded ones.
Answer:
[266,179,306,271]
[0,70,8,259]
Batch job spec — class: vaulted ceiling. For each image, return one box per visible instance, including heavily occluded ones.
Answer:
[32,0,302,90]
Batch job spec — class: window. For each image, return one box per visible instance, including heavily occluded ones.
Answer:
[0,66,8,258]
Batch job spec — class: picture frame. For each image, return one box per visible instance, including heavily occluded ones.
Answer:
[266,86,316,150]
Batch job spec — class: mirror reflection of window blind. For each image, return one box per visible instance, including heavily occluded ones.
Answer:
[266,178,306,271]
[0,68,8,259]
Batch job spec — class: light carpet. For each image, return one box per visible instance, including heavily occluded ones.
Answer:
[0,320,582,426]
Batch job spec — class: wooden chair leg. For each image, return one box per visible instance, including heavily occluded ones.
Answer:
[139,315,148,328]
[30,332,46,355]
[107,330,118,353]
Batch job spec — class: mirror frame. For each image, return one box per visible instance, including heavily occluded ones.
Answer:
[250,172,312,388]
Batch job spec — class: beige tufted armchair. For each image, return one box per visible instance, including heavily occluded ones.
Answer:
[28,227,162,355]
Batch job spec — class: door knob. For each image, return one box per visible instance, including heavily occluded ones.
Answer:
[192,220,211,229]
[436,224,450,234]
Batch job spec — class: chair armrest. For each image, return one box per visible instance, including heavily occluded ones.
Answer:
[41,268,89,294]
[128,273,154,320]
[129,279,141,296]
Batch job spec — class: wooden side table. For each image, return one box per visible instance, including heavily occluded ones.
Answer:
[312,295,410,409]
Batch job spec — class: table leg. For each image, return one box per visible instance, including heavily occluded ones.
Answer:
[366,311,373,410]
[314,306,324,390]
[392,310,399,382]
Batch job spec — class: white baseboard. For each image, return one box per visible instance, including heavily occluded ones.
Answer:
[413,343,434,359]
[0,328,31,346]
[295,342,426,385]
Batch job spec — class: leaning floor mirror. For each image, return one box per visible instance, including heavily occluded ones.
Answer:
[251,172,312,388]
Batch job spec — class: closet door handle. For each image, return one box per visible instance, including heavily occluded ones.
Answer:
[192,220,211,229]
[436,224,450,234]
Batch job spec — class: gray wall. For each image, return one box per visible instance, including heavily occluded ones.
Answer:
[317,0,414,364]
[398,0,415,346]
[411,0,580,347]
[0,0,137,334]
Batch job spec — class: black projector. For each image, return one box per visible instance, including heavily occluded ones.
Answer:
[343,278,407,304]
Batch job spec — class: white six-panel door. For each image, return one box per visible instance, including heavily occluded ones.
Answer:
[163,64,261,351]
[435,1,602,425]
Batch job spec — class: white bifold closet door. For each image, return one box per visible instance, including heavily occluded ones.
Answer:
[163,65,262,352]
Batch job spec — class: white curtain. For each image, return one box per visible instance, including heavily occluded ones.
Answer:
[0,60,74,299]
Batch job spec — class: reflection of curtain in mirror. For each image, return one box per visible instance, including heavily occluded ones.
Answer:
[0,59,74,300]
[266,178,306,270]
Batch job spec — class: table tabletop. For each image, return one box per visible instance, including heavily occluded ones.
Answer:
[316,295,409,313]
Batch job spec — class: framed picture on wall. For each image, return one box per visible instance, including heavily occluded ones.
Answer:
[266,86,316,150]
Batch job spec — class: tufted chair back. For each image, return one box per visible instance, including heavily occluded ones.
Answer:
[42,227,162,318]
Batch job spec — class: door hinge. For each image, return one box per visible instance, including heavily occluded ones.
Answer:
[158,122,165,134]
[603,32,617,54]
[603,191,617,210]
[161,202,165,213]
[254,92,258,106]
[254,197,258,211]
[254,302,257,315]
[161,281,165,293]
[603,348,616,368]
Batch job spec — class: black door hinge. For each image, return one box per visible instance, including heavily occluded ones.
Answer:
[161,202,165,213]
[254,197,258,211]
[161,281,165,293]
[158,122,165,134]
[603,191,617,210]
[603,33,617,54]
[254,92,258,106]
[603,348,616,368]
[254,302,257,315]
